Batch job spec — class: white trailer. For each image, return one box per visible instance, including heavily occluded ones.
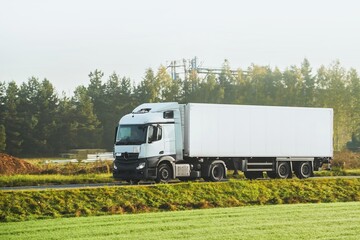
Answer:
[113,102,332,183]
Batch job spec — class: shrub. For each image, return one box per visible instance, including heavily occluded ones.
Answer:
[0,178,359,222]
[332,151,360,169]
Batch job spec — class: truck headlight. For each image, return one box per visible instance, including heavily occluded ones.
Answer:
[136,162,146,170]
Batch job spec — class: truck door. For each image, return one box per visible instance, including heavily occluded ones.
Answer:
[146,125,165,158]
[163,124,176,156]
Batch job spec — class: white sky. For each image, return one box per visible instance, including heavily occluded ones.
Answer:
[1,0,359,94]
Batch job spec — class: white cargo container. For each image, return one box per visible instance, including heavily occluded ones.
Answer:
[184,103,333,158]
[113,102,333,183]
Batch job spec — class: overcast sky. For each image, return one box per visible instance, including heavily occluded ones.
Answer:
[1,0,359,94]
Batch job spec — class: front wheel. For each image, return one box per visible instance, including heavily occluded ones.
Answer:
[155,163,172,183]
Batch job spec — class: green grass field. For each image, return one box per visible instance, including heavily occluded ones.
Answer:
[1,202,359,240]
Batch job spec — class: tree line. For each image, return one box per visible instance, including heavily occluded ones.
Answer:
[0,59,359,156]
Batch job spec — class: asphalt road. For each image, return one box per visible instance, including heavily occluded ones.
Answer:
[0,175,359,191]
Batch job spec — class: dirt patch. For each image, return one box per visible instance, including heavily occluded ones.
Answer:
[0,153,39,175]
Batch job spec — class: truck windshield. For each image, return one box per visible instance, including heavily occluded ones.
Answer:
[115,125,147,145]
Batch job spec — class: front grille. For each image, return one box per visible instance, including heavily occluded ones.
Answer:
[116,153,139,161]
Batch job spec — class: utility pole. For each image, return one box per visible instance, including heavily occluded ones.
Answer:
[167,57,247,81]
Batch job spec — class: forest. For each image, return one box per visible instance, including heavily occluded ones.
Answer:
[0,59,359,156]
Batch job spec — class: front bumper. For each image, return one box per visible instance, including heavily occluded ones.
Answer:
[113,159,157,180]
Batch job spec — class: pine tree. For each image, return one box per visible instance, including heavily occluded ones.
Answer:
[157,66,182,102]
[71,86,102,148]
[134,68,161,103]
[4,81,23,155]
[346,68,360,150]
[301,58,315,107]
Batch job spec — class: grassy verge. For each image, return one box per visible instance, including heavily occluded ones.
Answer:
[1,178,359,222]
[0,202,359,240]
[314,169,360,177]
[1,169,359,187]
[0,174,114,187]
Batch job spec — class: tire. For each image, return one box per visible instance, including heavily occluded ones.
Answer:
[155,163,172,183]
[209,163,225,182]
[276,162,291,179]
[244,171,263,180]
[266,171,277,179]
[294,161,313,179]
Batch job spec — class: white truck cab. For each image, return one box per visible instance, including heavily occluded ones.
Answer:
[113,102,184,183]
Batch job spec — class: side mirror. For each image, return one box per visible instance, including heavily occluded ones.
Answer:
[148,125,154,144]
[147,125,162,143]
[114,126,118,144]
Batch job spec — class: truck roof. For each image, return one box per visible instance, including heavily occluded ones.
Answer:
[132,102,179,114]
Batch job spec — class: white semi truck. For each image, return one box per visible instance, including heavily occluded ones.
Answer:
[113,102,333,183]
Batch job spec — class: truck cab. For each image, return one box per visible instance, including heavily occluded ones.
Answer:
[113,102,183,183]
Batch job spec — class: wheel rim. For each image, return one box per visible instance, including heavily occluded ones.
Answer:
[278,163,289,178]
[279,165,287,176]
[161,168,169,180]
[211,164,223,181]
[301,163,311,177]
[213,166,220,178]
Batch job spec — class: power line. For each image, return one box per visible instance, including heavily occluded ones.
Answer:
[167,57,247,81]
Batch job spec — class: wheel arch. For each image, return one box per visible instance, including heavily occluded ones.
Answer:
[157,156,176,179]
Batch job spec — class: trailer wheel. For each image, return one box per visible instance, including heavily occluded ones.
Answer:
[155,163,172,183]
[209,163,225,182]
[244,171,263,180]
[276,162,291,179]
[294,161,313,179]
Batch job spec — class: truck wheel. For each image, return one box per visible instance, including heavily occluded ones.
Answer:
[244,171,263,180]
[156,163,172,183]
[276,162,291,179]
[294,161,313,179]
[209,163,225,182]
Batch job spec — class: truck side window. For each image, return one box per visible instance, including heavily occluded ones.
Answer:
[163,111,174,119]
[148,125,162,143]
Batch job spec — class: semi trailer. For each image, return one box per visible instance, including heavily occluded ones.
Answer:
[113,102,333,183]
